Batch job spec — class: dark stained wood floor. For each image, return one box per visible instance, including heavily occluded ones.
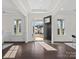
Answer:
[2,42,76,59]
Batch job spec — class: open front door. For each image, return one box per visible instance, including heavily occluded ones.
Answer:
[44,16,52,41]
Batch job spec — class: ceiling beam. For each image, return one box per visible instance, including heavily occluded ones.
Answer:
[11,0,31,16]
[48,0,65,17]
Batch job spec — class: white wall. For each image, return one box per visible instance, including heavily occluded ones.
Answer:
[2,6,76,43]
[2,12,50,43]
[52,10,76,42]
[25,14,33,42]
[2,13,26,42]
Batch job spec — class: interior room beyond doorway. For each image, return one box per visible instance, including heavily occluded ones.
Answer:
[32,20,44,41]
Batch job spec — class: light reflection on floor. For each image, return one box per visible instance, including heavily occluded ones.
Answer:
[33,34,44,41]
[35,37,43,40]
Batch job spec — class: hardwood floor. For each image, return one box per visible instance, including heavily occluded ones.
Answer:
[2,42,76,59]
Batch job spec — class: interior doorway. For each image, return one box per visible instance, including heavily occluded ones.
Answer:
[32,20,44,41]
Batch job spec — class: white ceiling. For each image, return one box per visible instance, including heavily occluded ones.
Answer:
[2,0,76,15]
[2,0,22,14]
[28,0,51,9]
[2,0,17,11]
[60,0,76,11]
[28,0,52,11]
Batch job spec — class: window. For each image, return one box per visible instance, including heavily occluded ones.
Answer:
[14,19,22,35]
[57,19,64,35]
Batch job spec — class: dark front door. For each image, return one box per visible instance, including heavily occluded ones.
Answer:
[44,16,51,41]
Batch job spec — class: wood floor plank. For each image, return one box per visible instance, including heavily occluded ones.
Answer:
[3,51,12,58]
[2,42,76,59]
[9,51,17,58]
[38,42,57,51]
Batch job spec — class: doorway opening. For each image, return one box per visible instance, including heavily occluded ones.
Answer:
[32,20,44,41]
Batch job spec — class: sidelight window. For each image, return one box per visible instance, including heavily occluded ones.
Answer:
[57,19,64,35]
[14,19,22,35]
